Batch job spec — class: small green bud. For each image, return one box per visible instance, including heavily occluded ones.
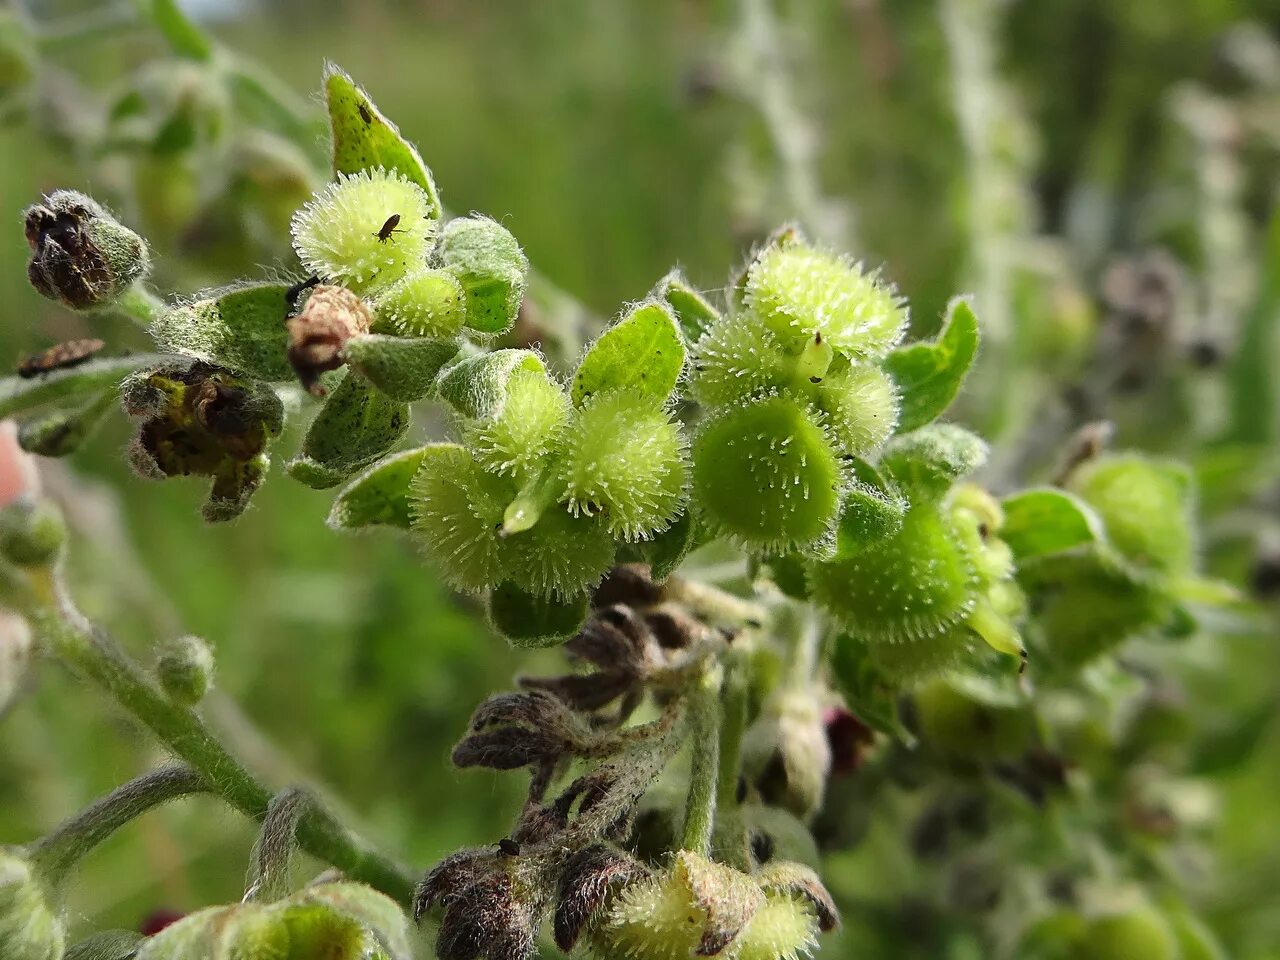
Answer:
[1069,454,1195,577]
[810,498,975,644]
[691,311,797,409]
[24,191,150,311]
[692,395,842,553]
[560,390,688,541]
[155,635,215,706]
[436,216,529,334]
[0,851,65,960]
[744,239,907,359]
[815,363,899,457]
[370,267,467,339]
[467,367,571,481]
[1081,911,1179,960]
[290,168,436,293]
[0,499,66,567]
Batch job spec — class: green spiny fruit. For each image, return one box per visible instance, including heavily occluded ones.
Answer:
[744,240,907,360]
[409,443,515,594]
[503,506,616,598]
[371,267,467,339]
[814,363,900,456]
[560,389,688,541]
[468,367,571,482]
[692,395,842,553]
[690,310,799,408]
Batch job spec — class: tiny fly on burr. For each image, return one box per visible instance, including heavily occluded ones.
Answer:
[18,338,106,378]
[374,214,405,243]
[284,275,320,308]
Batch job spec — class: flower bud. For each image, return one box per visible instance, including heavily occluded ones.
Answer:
[436,216,529,335]
[371,268,467,340]
[285,285,373,396]
[692,395,842,553]
[0,499,66,567]
[742,689,832,822]
[155,635,215,706]
[24,191,150,311]
[0,851,65,960]
[291,168,436,293]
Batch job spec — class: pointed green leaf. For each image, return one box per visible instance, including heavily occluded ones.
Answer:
[0,354,170,419]
[435,349,546,420]
[653,269,721,342]
[571,301,684,406]
[324,64,441,219]
[884,297,980,432]
[488,581,588,648]
[328,446,431,530]
[149,283,294,382]
[999,488,1104,562]
[345,334,458,402]
[150,0,214,60]
[66,930,144,960]
[289,373,409,488]
[880,423,988,497]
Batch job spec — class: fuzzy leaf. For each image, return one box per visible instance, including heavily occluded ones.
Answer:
[1000,488,1104,562]
[289,373,409,488]
[488,581,588,648]
[17,390,116,458]
[435,349,546,420]
[149,283,294,382]
[834,477,907,556]
[0,354,170,419]
[571,301,684,406]
[884,297,980,432]
[328,446,430,530]
[636,511,698,582]
[345,334,458,402]
[653,269,720,342]
[65,931,144,960]
[297,882,413,960]
[324,64,441,219]
[880,423,988,497]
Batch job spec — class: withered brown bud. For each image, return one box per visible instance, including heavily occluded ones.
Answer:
[593,564,665,610]
[415,849,542,960]
[285,284,372,396]
[554,845,649,951]
[24,190,150,310]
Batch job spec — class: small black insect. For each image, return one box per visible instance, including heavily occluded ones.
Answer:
[284,275,320,308]
[497,838,521,857]
[358,103,373,124]
[18,338,105,378]
[374,214,405,244]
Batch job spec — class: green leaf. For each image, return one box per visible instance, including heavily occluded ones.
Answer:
[289,373,409,488]
[323,64,441,219]
[345,334,458,402]
[1225,207,1280,445]
[653,269,721,342]
[149,0,214,61]
[0,354,170,419]
[834,478,907,556]
[571,301,684,406]
[487,581,588,648]
[880,423,988,498]
[830,634,907,737]
[437,217,529,335]
[999,488,1104,562]
[296,882,413,960]
[635,511,698,582]
[149,283,294,382]
[435,349,546,420]
[66,931,143,960]
[884,297,980,432]
[17,390,116,458]
[328,447,430,531]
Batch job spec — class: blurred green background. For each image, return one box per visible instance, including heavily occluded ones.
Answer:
[1,0,1278,957]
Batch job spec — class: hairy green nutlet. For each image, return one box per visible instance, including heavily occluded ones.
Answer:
[155,635,215,706]
[744,240,906,360]
[502,505,616,598]
[436,216,529,335]
[814,363,900,457]
[692,395,842,552]
[290,167,435,292]
[560,389,688,541]
[467,368,571,482]
[371,267,467,340]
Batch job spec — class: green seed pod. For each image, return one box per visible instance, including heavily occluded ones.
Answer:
[468,368,571,482]
[155,635,215,706]
[692,395,842,553]
[409,444,514,594]
[487,581,588,648]
[560,390,688,541]
[744,240,907,359]
[1081,911,1179,960]
[0,851,65,960]
[1069,455,1195,578]
[24,191,150,311]
[690,311,797,409]
[504,506,616,598]
[735,894,819,960]
[809,498,975,644]
[290,168,435,293]
[815,363,899,456]
[371,268,467,340]
[0,499,66,568]
[436,216,529,335]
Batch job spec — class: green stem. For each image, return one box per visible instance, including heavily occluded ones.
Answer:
[27,763,210,887]
[662,577,767,630]
[104,283,166,329]
[25,596,416,904]
[681,664,724,855]
[245,787,311,902]
[716,655,749,810]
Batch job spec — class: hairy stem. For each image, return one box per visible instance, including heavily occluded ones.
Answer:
[27,763,210,886]
[681,664,724,856]
[716,654,749,809]
[245,787,311,902]
[23,587,416,904]
[662,577,767,630]
[104,283,167,329]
